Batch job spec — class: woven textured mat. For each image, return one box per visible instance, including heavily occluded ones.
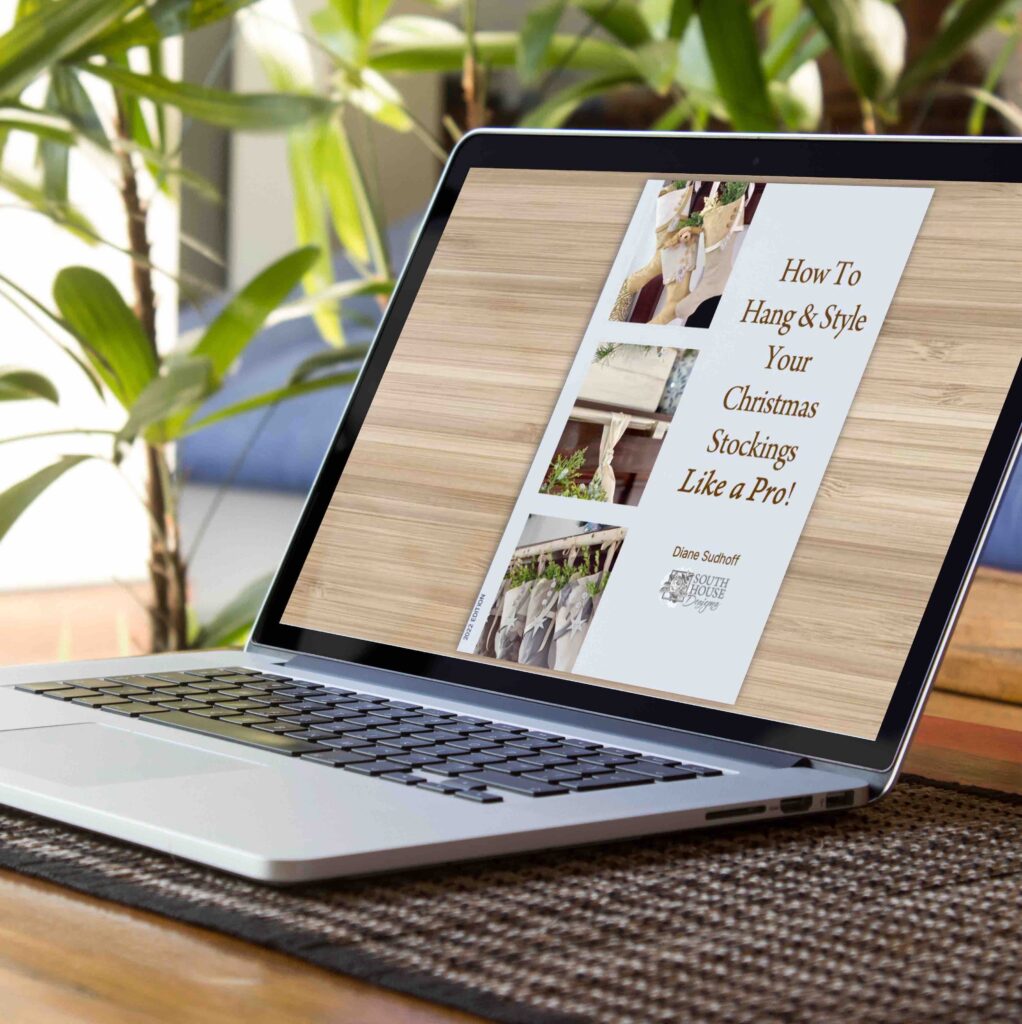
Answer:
[0,776,1019,1024]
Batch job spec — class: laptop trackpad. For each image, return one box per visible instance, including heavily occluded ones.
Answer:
[0,723,261,787]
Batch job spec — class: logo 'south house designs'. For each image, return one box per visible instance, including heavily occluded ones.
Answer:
[659,570,729,613]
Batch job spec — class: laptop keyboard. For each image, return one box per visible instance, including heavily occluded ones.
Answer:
[16,667,723,804]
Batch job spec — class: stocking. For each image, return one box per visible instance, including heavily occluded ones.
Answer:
[519,577,559,666]
[551,574,600,672]
[494,580,533,663]
[672,192,746,324]
[618,183,694,309]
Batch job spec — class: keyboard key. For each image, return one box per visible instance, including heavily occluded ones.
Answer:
[561,738,602,751]
[473,730,523,743]
[453,789,503,803]
[42,687,100,701]
[448,752,507,767]
[388,751,443,767]
[377,736,435,751]
[679,763,723,777]
[422,776,486,792]
[435,722,487,736]
[623,761,698,781]
[577,753,638,768]
[520,753,575,769]
[105,675,174,688]
[557,772,654,791]
[220,714,265,725]
[253,721,299,734]
[214,700,263,712]
[522,769,583,784]
[319,736,378,750]
[70,694,127,707]
[379,772,427,786]
[95,684,148,697]
[158,699,207,711]
[16,681,93,693]
[422,763,481,778]
[302,750,373,767]
[484,760,543,776]
[386,701,422,710]
[446,738,499,753]
[147,672,202,684]
[190,707,235,719]
[143,710,325,755]
[426,744,466,757]
[469,770,566,797]
[102,702,170,717]
[505,737,559,752]
[344,760,411,777]
[377,723,430,736]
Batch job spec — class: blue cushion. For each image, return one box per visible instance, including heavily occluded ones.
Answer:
[982,458,1022,571]
[178,218,419,492]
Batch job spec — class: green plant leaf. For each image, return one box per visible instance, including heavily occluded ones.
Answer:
[696,0,776,131]
[39,80,69,204]
[0,271,105,397]
[87,0,262,53]
[120,355,215,444]
[267,279,391,330]
[50,64,109,148]
[287,344,369,384]
[0,456,92,544]
[0,367,58,403]
[287,129,342,346]
[79,63,334,131]
[520,72,638,128]
[0,168,97,243]
[53,267,157,408]
[312,122,369,268]
[370,31,637,75]
[0,0,136,100]
[898,0,1012,97]
[191,572,273,649]
[573,0,651,46]
[182,371,360,435]
[638,0,693,41]
[519,0,567,85]
[0,112,75,146]
[192,246,321,380]
[806,0,906,102]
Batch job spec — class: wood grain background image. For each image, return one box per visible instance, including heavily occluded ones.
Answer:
[284,168,1022,739]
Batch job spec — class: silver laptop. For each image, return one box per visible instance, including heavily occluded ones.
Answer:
[2,132,1020,882]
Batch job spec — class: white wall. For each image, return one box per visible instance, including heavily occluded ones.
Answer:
[0,9,180,591]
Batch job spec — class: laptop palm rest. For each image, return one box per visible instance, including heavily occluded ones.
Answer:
[0,723,261,787]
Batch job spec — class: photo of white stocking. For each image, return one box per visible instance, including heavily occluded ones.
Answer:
[672,186,748,325]
[518,575,559,666]
[551,573,600,672]
[493,580,533,662]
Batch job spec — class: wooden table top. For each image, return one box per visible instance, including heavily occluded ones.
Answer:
[2,565,1021,1022]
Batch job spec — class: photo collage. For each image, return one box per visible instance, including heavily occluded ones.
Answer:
[468,179,764,675]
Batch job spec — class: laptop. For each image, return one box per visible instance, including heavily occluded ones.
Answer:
[2,132,1020,882]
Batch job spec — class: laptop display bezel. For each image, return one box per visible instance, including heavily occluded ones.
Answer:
[250,130,1022,773]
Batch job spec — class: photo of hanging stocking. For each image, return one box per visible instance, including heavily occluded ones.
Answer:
[518,572,559,666]
[493,579,533,662]
[596,411,631,504]
[611,181,693,320]
[672,183,749,326]
[551,573,600,672]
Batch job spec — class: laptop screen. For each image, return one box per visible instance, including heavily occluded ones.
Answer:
[279,167,1022,742]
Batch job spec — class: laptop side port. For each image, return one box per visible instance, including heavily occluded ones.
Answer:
[780,795,813,814]
[825,790,855,809]
[706,804,766,821]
